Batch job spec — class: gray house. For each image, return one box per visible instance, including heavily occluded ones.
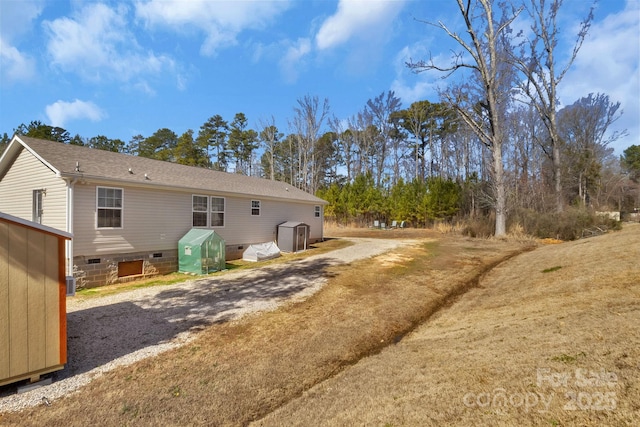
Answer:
[0,135,326,287]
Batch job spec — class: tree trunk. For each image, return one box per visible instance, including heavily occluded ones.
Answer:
[578,171,584,206]
[494,142,507,236]
[553,141,563,212]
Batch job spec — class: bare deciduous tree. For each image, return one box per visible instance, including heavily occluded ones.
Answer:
[366,91,402,186]
[258,116,282,181]
[348,110,375,178]
[511,0,594,212]
[329,115,355,182]
[408,0,520,236]
[557,93,625,206]
[291,95,330,193]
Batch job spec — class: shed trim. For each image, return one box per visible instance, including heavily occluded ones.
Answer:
[0,212,72,239]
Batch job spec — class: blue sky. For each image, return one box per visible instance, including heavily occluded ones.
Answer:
[1,0,638,155]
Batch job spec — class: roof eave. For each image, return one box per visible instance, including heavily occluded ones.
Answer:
[9,135,62,176]
[58,172,327,205]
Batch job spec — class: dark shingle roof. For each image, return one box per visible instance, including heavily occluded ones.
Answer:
[12,136,326,204]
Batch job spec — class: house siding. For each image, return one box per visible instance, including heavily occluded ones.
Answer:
[0,148,67,231]
[71,182,323,287]
[220,197,322,245]
[1,138,327,289]
[73,182,322,256]
[73,183,192,256]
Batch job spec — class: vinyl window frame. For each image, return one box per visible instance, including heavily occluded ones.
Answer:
[314,205,321,218]
[251,200,261,216]
[210,196,225,227]
[96,186,123,229]
[192,195,209,227]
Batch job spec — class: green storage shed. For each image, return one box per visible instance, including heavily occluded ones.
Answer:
[178,229,225,274]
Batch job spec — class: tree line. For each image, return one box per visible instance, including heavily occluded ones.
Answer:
[2,0,639,236]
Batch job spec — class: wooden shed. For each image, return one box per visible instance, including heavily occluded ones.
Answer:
[277,221,309,253]
[0,212,72,386]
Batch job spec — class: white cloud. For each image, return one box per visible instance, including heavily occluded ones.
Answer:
[316,0,406,50]
[134,0,291,56]
[176,74,187,91]
[390,44,441,104]
[0,37,36,84]
[279,38,312,83]
[45,99,106,128]
[0,0,43,84]
[250,37,312,83]
[559,0,640,153]
[391,77,439,105]
[0,0,44,41]
[131,80,156,96]
[43,3,174,82]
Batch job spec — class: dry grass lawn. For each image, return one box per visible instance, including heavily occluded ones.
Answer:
[0,229,527,426]
[2,225,637,426]
[256,224,640,426]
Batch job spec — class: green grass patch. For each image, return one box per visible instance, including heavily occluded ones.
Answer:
[76,274,192,298]
[551,351,586,364]
[384,240,439,274]
[422,240,440,255]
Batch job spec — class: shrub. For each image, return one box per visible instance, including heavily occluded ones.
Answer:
[461,216,494,238]
[508,207,621,240]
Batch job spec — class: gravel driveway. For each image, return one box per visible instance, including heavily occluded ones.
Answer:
[0,237,413,413]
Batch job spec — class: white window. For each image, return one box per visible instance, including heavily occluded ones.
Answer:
[314,205,321,218]
[192,195,208,227]
[32,189,44,224]
[211,197,225,227]
[251,200,261,216]
[97,187,123,228]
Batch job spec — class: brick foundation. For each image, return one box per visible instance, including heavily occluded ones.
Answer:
[73,238,323,288]
[73,250,178,289]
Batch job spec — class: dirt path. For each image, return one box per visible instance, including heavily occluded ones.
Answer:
[0,237,415,412]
